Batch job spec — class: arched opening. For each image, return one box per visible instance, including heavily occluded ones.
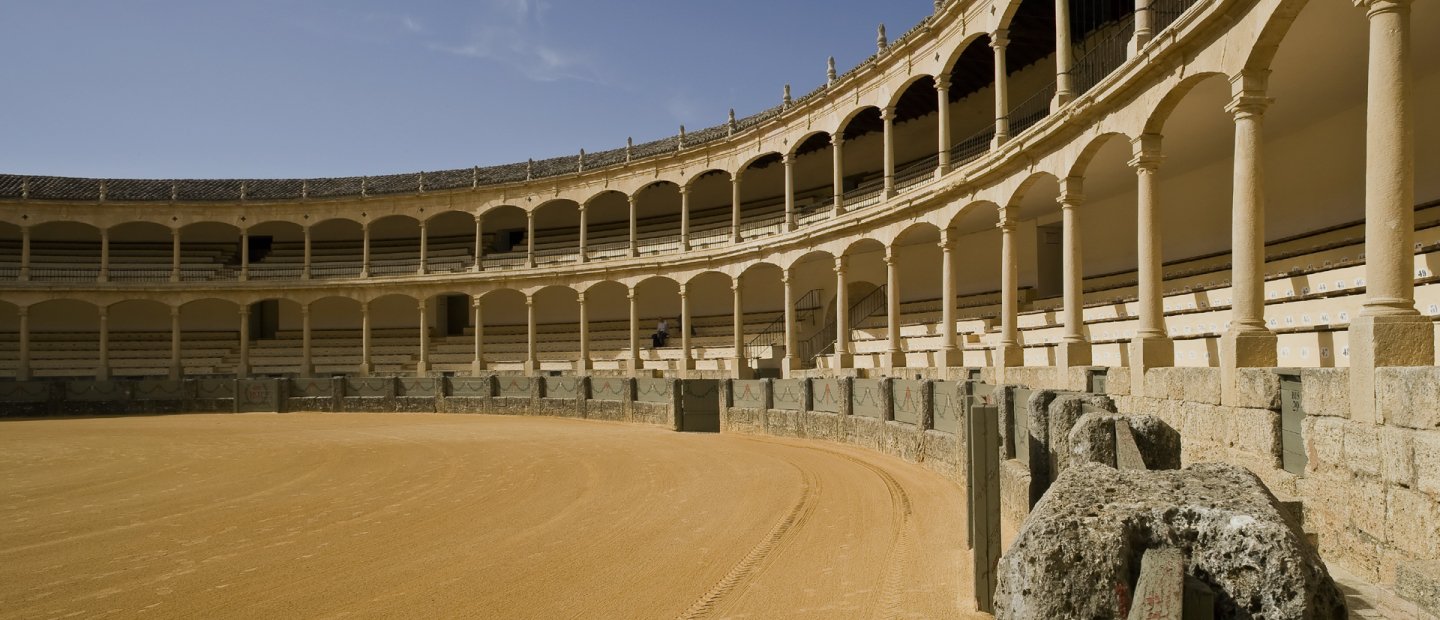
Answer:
[243,297,306,376]
[889,78,943,191]
[25,299,97,378]
[943,35,997,165]
[366,294,421,375]
[0,222,19,281]
[529,201,580,266]
[105,221,173,282]
[634,276,681,371]
[480,205,528,268]
[307,296,364,375]
[308,219,363,278]
[950,204,1006,366]
[179,222,243,282]
[0,301,16,378]
[368,216,421,277]
[246,221,304,280]
[788,133,838,225]
[685,170,735,248]
[29,222,101,282]
[736,153,786,240]
[1001,0,1059,136]
[839,238,892,370]
[633,181,682,254]
[839,108,886,210]
[479,289,528,370]
[584,191,630,261]
[684,271,736,372]
[532,286,580,370]
[104,299,172,377]
[424,211,478,273]
[1068,0,1136,96]
[580,281,630,371]
[736,262,786,377]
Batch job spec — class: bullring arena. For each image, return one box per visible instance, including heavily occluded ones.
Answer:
[2,0,1439,617]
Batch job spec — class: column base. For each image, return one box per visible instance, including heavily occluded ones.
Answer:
[732,358,753,380]
[1349,313,1436,423]
[17,368,31,382]
[96,368,112,381]
[298,364,313,379]
[996,343,1023,367]
[627,357,644,375]
[470,360,487,376]
[416,360,430,376]
[357,363,372,377]
[522,360,538,374]
[990,135,1009,149]
[1056,340,1092,370]
[885,350,906,370]
[1220,328,1277,406]
[1050,91,1074,112]
[833,352,854,369]
[782,356,805,378]
[938,347,964,367]
[169,365,184,381]
[576,358,593,372]
[1128,32,1151,58]
[1128,335,1174,398]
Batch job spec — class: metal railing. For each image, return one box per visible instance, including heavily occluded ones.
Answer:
[1007,82,1057,137]
[842,184,884,211]
[1151,0,1198,35]
[689,225,732,248]
[1072,15,1135,96]
[950,127,995,167]
[894,154,941,192]
[803,284,888,362]
[744,289,821,360]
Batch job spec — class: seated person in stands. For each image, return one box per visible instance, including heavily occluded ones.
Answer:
[653,318,669,348]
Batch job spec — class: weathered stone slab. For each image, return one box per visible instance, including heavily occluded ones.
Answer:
[194,379,235,400]
[448,376,493,398]
[1127,548,1183,620]
[346,377,393,398]
[133,379,190,401]
[1069,412,1182,472]
[0,381,52,403]
[994,463,1346,620]
[635,378,672,403]
[731,380,768,409]
[65,380,130,402]
[852,378,885,418]
[397,378,438,398]
[891,379,926,425]
[495,376,533,399]
[810,377,844,413]
[771,379,805,411]
[290,377,333,398]
[589,377,628,402]
[931,380,962,434]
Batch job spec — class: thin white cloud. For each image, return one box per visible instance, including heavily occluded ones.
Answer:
[401,15,424,34]
[424,1,597,84]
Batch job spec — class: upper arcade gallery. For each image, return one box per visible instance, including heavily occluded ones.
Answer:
[0,0,1437,399]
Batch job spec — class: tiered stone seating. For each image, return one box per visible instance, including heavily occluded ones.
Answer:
[0,239,237,282]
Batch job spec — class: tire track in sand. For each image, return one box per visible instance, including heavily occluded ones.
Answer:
[676,459,820,620]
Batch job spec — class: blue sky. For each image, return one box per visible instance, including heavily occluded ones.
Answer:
[0,1,934,179]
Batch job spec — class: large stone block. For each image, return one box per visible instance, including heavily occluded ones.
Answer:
[1387,487,1440,560]
[1068,412,1181,471]
[1375,367,1440,430]
[1414,430,1440,497]
[1233,368,1281,410]
[1396,560,1440,618]
[1105,367,1132,396]
[1342,422,1382,479]
[994,463,1345,620]
[1150,367,1221,405]
[1301,368,1350,419]
[1303,416,1346,476]
[1226,407,1282,470]
[1027,391,1114,485]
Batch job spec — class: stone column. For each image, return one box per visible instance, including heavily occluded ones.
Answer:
[98,228,110,283]
[679,186,692,250]
[300,303,313,377]
[525,295,538,373]
[628,195,639,257]
[881,106,897,197]
[19,226,30,282]
[1351,0,1431,423]
[417,299,430,375]
[361,223,371,278]
[885,246,905,369]
[578,206,588,263]
[170,228,182,283]
[17,306,31,381]
[1053,0,1075,107]
[577,292,592,371]
[835,255,853,369]
[471,296,486,375]
[525,212,536,268]
[418,220,429,274]
[783,153,797,231]
[237,229,247,282]
[359,302,372,377]
[991,30,1011,147]
[1131,0,1154,55]
[680,283,694,373]
[302,226,312,280]
[782,268,800,377]
[628,288,643,375]
[731,172,744,242]
[170,306,182,380]
[832,135,846,215]
[98,305,111,380]
[997,208,1023,368]
[473,215,485,271]
[1221,71,1277,404]
[235,304,249,379]
[937,82,953,174]
[732,277,750,378]
[940,228,962,366]
[1058,177,1092,369]
[1129,134,1173,395]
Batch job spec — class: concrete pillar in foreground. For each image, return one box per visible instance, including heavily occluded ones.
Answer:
[1052,0,1075,108]
[991,30,1011,147]
[885,245,905,369]
[937,82,953,174]
[832,134,846,215]
[359,302,372,377]
[782,268,800,377]
[524,295,538,373]
[997,208,1023,369]
[835,255,853,369]
[235,304,249,379]
[171,228,182,283]
[731,172,744,243]
[1057,176,1092,370]
[939,228,963,366]
[732,277,750,379]
[417,299,430,376]
[300,303,313,377]
[470,296,486,376]
[17,307,31,381]
[1221,71,1278,405]
[1129,133,1174,396]
[98,305,111,380]
[98,228,110,283]
[881,106,897,197]
[1351,0,1432,423]
[628,287,642,374]
[575,292,592,371]
[783,153,796,231]
[680,283,694,374]
[170,306,183,380]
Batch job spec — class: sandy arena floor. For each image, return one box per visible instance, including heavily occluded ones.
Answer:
[0,413,979,619]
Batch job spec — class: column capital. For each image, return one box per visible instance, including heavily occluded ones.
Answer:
[418,299,428,312]
[732,170,744,184]
[171,306,181,318]
[1058,176,1085,205]
[990,29,1009,49]
[472,296,482,309]
[576,291,587,304]
[1227,71,1274,119]
[678,184,690,196]
[883,245,897,266]
[830,133,843,147]
[781,269,792,285]
[997,206,1019,231]
[525,295,534,307]
[627,193,639,206]
[938,226,955,249]
[731,278,742,292]
[98,305,109,318]
[627,287,637,300]
[300,304,310,316]
[834,254,848,272]
[1129,133,1164,172]
[679,283,688,298]
[879,105,896,122]
[782,152,794,165]
[237,305,249,318]
[1354,0,1411,17]
[935,80,949,94]
[17,305,28,318]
